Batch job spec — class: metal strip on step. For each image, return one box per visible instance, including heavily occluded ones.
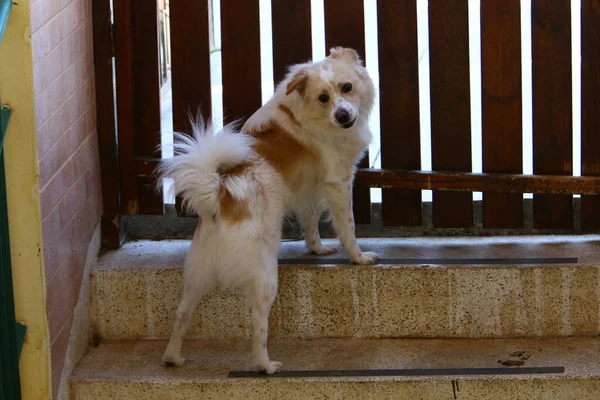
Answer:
[229,366,565,378]
[278,257,578,265]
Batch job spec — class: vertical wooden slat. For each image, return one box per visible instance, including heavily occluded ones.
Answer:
[92,0,123,247]
[580,0,600,231]
[221,0,262,124]
[428,0,473,228]
[324,0,371,224]
[132,0,163,215]
[377,0,421,226]
[114,1,163,216]
[113,1,138,215]
[170,0,212,131]
[170,0,212,215]
[481,0,523,229]
[532,0,573,229]
[271,0,312,85]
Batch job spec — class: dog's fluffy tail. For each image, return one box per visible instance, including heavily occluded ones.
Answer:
[158,119,252,218]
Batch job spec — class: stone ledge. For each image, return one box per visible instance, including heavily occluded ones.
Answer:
[71,337,600,400]
[91,238,600,340]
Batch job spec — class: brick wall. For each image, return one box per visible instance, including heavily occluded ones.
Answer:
[30,0,102,395]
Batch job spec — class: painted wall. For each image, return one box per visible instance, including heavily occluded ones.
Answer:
[31,0,102,396]
[0,1,52,399]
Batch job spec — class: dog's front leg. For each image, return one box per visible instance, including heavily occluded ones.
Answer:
[299,208,337,255]
[323,182,378,264]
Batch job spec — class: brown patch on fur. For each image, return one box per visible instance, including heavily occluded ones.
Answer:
[286,70,308,96]
[218,163,252,223]
[221,162,250,177]
[219,186,251,223]
[246,122,317,184]
[277,104,301,127]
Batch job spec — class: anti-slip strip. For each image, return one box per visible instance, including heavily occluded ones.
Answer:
[229,366,565,378]
[278,257,578,265]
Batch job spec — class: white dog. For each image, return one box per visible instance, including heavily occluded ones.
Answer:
[158,47,378,374]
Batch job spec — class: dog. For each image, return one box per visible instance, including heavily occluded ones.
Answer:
[158,47,378,374]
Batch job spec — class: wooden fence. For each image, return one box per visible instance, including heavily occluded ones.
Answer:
[92,0,600,248]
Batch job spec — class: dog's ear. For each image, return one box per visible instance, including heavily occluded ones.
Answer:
[286,70,309,96]
[329,47,360,63]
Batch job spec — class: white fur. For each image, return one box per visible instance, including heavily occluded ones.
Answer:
[158,121,252,218]
[159,47,378,374]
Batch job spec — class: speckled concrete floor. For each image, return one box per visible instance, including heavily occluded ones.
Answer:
[71,337,600,399]
[96,235,600,269]
[74,337,599,380]
[91,237,600,342]
[76,237,600,399]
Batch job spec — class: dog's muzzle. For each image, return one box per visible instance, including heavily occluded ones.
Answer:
[335,109,356,129]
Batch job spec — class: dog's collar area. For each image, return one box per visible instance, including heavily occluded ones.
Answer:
[277,104,301,127]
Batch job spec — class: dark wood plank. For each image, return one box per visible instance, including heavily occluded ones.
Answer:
[324,0,371,224]
[532,0,573,229]
[170,0,212,215]
[271,0,312,85]
[354,169,600,195]
[377,0,421,227]
[324,0,366,58]
[132,0,163,215]
[220,0,262,124]
[112,0,139,216]
[170,0,212,131]
[481,0,523,229]
[428,0,472,228]
[137,159,600,195]
[580,0,600,231]
[92,0,123,247]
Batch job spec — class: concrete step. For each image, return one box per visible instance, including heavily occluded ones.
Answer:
[90,237,600,340]
[71,336,600,399]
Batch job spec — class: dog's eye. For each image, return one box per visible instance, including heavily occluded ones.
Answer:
[318,94,330,103]
[341,83,353,93]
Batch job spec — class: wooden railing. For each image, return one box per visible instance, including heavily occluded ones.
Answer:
[92,0,600,247]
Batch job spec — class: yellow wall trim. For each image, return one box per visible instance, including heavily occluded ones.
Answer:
[0,1,52,398]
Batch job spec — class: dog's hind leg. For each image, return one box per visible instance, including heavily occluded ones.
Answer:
[163,274,214,367]
[249,262,282,374]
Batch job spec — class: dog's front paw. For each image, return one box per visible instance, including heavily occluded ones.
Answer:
[352,252,378,265]
[262,361,283,374]
[163,354,185,367]
[310,244,338,255]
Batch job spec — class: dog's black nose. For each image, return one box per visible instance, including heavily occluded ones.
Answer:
[334,109,351,125]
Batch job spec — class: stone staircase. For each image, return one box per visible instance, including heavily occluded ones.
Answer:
[71,237,600,399]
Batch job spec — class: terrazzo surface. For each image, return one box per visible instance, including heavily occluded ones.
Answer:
[72,337,600,399]
[96,236,600,269]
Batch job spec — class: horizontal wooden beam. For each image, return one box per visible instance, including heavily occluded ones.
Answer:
[137,158,600,195]
[355,169,600,195]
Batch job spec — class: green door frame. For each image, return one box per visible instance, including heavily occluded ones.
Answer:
[0,105,22,400]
